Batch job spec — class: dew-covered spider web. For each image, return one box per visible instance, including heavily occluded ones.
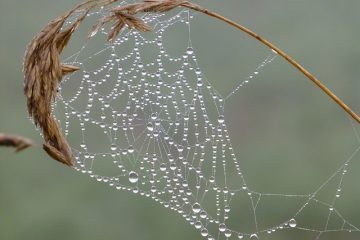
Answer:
[52,2,360,240]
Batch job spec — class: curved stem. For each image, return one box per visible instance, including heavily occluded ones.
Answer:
[183,2,360,124]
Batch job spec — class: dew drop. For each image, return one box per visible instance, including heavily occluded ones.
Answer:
[224,229,232,237]
[159,163,166,171]
[201,228,208,237]
[186,47,194,55]
[128,145,135,153]
[195,221,202,229]
[110,144,117,151]
[192,202,201,213]
[147,123,154,132]
[289,218,297,228]
[219,223,226,232]
[218,115,225,124]
[209,176,215,183]
[250,234,259,240]
[129,171,139,183]
[224,205,230,213]
[170,163,177,170]
[200,210,207,219]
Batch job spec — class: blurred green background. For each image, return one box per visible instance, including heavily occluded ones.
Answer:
[0,0,359,239]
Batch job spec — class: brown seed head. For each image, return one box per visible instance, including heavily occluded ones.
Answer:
[23,7,92,166]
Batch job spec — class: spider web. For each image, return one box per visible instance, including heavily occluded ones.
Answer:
[52,2,360,240]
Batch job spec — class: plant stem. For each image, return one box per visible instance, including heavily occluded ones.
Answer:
[0,133,34,152]
[183,2,360,124]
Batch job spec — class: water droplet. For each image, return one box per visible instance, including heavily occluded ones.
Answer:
[147,123,154,131]
[289,218,297,228]
[250,234,259,240]
[170,163,176,170]
[160,163,166,171]
[192,202,201,213]
[224,229,232,237]
[201,228,208,237]
[128,145,134,153]
[195,221,202,229]
[237,234,244,239]
[209,176,215,183]
[110,144,117,151]
[186,47,194,55]
[129,171,139,183]
[200,211,206,218]
[218,115,225,124]
[219,223,226,232]
[224,205,230,213]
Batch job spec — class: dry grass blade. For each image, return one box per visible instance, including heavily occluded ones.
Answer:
[88,20,105,38]
[62,65,81,76]
[89,9,151,42]
[114,12,151,32]
[107,18,126,42]
[0,133,34,152]
[143,0,187,12]
[92,0,187,42]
